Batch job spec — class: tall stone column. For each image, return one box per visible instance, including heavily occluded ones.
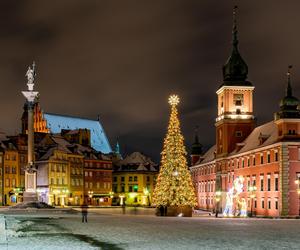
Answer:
[22,62,39,202]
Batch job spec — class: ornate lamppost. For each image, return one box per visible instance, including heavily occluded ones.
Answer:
[249,185,257,217]
[88,190,94,205]
[22,62,39,202]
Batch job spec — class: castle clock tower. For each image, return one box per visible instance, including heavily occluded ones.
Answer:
[215,6,255,158]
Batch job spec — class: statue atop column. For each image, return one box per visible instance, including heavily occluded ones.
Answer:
[25,61,36,91]
[22,61,39,200]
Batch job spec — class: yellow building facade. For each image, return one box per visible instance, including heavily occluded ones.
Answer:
[3,146,21,205]
[37,148,70,206]
[113,172,157,206]
[112,152,158,206]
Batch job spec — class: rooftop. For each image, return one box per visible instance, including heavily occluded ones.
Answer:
[44,113,111,153]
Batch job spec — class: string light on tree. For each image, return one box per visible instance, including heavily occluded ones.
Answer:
[153,94,197,215]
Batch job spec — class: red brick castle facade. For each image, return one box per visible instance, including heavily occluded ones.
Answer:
[190,7,300,217]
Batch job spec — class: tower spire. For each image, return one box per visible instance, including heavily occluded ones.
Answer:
[286,65,293,97]
[191,125,202,156]
[222,5,249,84]
[194,125,200,144]
[232,5,238,49]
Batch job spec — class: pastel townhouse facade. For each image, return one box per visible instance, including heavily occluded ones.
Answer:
[190,8,300,217]
[112,152,159,206]
[83,154,113,206]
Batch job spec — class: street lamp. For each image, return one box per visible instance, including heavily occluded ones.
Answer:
[215,191,221,218]
[88,190,94,205]
[249,185,257,217]
[295,179,300,216]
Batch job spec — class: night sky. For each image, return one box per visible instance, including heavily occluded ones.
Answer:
[0,1,300,162]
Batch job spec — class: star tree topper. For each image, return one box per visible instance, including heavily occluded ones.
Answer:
[168,94,180,106]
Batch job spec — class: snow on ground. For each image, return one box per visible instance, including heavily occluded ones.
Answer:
[0,209,300,250]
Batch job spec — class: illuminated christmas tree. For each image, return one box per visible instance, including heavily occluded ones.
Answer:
[153,95,197,212]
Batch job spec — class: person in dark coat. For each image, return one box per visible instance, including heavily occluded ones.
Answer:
[81,203,88,223]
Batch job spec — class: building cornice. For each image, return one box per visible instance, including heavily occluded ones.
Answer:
[216,85,255,95]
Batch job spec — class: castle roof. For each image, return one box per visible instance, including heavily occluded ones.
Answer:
[44,113,111,153]
[196,145,216,165]
[195,121,281,166]
[230,121,278,155]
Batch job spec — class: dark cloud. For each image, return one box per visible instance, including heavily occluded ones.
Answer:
[0,0,300,162]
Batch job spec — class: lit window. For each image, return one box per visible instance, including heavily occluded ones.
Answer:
[5,178,9,187]
[12,178,16,187]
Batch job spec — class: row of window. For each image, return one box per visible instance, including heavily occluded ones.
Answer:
[84,182,111,189]
[69,157,83,163]
[227,150,279,170]
[193,149,280,177]
[50,164,67,173]
[199,197,279,210]
[4,154,17,161]
[71,168,83,175]
[71,179,83,186]
[50,178,67,185]
[54,153,68,161]
[2,166,25,175]
[229,173,279,192]
[84,171,111,177]
[1,178,24,188]
[5,166,17,174]
[114,176,152,182]
[113,184,148,193]
[84,162,111,168]
[197,181,215,193]
[197,173,279,193]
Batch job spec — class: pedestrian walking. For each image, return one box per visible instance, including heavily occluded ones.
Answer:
[81,203,88,223]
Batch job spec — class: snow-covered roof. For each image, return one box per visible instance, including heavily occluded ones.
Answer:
[195,121,279,166]
[198,145,216,164]
[120,152,156,166]
[231,121,278,154]
[115,152,158,172]
[44,113,111,153]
